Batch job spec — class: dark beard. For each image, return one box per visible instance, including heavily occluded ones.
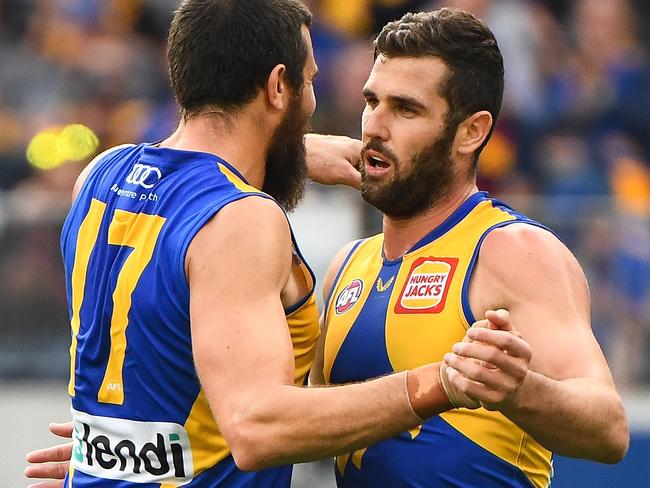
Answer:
[360,123,457,219]
[262,94,309,212]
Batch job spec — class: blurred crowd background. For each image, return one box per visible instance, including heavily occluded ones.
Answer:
[0,0,649,393]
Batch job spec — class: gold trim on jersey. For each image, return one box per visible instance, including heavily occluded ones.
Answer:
[217,163,262,194]
[184,390,230,478]
[375,275,395,292]
[287,292,320,385]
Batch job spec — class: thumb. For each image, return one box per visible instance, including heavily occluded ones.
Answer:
[343,165,361,190]
[484,309,514,331]
[49,422,73,439]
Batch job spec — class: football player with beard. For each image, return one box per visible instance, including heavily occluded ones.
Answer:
[25,2,490,487]
[314,8,628,488]
[27,6,628,488]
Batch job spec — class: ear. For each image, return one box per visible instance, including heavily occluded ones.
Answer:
[455,111,493,157]
[266,64,289,111]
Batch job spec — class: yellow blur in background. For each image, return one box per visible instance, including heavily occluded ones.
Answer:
[27,124,99,171]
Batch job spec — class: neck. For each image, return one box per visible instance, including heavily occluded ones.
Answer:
[159,109,271,189]
[382,183,478,261]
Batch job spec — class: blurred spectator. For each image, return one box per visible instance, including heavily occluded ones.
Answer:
[0,0,178,377]
[0,0,648,386]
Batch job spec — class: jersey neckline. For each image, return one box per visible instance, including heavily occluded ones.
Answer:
[382,191,489,264]
[140,144,250,185]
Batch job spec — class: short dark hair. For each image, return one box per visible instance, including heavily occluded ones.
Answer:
[168,0,312,117]
[374,8,504,166]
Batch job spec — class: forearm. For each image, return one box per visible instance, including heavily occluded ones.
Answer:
[502,371,629,463]
[240,373,415,467]
[222,364,451,470]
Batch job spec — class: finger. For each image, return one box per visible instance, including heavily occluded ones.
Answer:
[444,353,521,395]
[26,443,73,463]
[463,320,492,345]
[49,422,73,439]
[451,342,529,378]
[344,136,363,153]
[27,483,65,488]
[458,330,530,359]
[470,319,491,330]
[444,365,494,403]
[445,352,505,386]
[24,461,69,480]
[446,366,503,410]
[466,328,532,360]
[343,165,361,190]
[484,309,513,331]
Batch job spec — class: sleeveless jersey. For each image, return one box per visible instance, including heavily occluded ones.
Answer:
[323,192,553,488]
[60,144,319,487]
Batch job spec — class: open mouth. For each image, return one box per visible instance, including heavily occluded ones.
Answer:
[367,155,390,169]
[364,149,392,170]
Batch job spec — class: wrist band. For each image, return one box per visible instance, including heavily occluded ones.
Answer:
[404,370,425,423]
[438,362,460,408]
[405,363,453,420]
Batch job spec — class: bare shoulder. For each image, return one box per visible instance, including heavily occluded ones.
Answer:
[474,223,588,312]
[321,239,362,302]
[187,196,292,284]
[204,195,288,231]
[481,223,584,281]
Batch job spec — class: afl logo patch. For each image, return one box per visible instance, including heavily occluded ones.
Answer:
[335,279,364,315]
[395,257,458,314]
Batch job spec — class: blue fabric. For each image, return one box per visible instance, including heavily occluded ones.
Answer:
[336,416,535,488]
[329,260,400,384]
[61,144,286,486]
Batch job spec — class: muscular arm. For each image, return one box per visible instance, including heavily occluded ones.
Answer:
[448,224,628,463]
[188,198,452,471]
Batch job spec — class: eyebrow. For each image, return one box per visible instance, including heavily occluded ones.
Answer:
[363,88,377,99]
[363,88,427,111]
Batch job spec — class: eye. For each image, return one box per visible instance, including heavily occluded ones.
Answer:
[398,104,417,117]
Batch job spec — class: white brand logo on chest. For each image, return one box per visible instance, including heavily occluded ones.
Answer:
[126,163,162,188]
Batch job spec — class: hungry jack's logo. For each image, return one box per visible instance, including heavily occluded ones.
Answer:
[394,257,458,314]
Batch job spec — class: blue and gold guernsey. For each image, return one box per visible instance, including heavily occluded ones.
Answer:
[323,192,553,488]
[60,144,319,487]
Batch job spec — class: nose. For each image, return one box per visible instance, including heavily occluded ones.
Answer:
[362,105,389,141]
